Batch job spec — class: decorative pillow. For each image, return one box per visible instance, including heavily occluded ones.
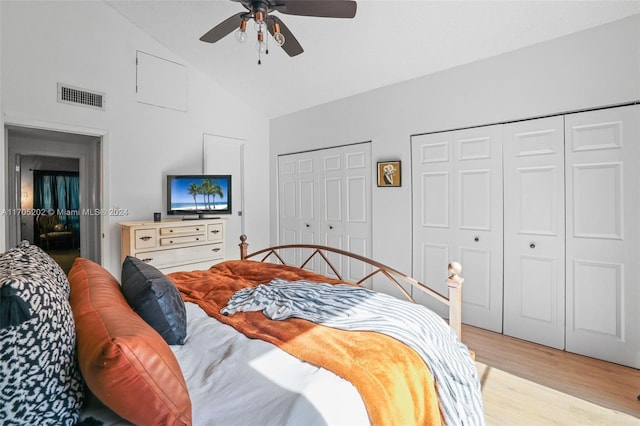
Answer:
[0,241,84,425]
[121,256,187,345]
[68,258,192,426]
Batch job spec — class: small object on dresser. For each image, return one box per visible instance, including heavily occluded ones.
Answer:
[153,212,161,222]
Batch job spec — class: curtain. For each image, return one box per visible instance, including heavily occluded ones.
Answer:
[33,171,80,243]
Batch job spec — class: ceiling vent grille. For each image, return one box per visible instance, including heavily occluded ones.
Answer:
[57,83,104,110]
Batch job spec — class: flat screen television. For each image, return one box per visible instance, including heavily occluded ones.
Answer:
[167,174,232,218]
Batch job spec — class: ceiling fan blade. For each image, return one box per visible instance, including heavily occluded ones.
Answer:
[200,12,245,43]
[268,16,304,57]
[273,1,357,18]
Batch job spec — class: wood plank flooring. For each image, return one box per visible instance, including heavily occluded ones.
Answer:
[461,324,640,418]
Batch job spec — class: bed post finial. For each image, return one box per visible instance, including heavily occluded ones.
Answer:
[239,235,248,259]
[446,261,463,340]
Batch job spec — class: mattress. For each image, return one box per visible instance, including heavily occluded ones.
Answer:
[80,301,369,425]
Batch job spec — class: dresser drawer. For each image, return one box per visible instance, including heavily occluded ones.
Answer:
[160,234,206,247]
[207,223,224,242]
[134,229,157,249]
[160,224,206,236]
[135,243,225,269]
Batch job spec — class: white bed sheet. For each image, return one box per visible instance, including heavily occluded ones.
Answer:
[81,302,369,426]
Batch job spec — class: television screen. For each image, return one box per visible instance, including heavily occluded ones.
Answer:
[167,174,232,217]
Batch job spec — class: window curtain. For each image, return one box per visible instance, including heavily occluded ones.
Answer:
[33,171,80,243]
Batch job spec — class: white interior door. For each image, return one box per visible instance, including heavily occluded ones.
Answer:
[503,116,565,349]
[412,126,503,331]
[565,105,640,368]
[204,134,244,258]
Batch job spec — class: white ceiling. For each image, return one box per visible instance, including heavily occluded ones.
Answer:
[105,0,640,119]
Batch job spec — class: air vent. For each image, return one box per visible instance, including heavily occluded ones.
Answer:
[57,83,104,110]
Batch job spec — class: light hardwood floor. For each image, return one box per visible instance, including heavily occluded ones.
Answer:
[461,324,640,418]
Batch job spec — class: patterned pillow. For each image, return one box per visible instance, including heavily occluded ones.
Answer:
[0,241,84,425]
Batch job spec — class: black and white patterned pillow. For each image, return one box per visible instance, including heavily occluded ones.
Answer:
[0,241,84,425]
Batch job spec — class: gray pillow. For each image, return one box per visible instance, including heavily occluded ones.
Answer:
[121,256,187,345]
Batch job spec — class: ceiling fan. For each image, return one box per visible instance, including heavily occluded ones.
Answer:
[199,0,357,63]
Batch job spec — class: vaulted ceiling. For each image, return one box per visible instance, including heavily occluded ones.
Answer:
[105,1,640,119]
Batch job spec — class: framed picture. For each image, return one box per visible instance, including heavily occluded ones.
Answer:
[377,161,401,187]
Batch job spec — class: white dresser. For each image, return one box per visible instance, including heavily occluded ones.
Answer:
[119,218,226,273]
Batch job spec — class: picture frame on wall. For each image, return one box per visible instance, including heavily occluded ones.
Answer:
[377,161,401,187]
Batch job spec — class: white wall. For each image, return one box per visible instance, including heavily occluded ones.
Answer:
[1,1,270,274]
[270,15,640,275]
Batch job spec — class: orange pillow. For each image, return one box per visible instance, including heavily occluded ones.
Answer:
[68,258,192,426]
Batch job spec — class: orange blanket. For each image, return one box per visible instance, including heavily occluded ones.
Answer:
[169,260,444,426]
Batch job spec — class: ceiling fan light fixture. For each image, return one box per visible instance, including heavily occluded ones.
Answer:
[234,19,248,43]
[273,22,285,46]
[255,31,267,54]
[199,0,357,61]
[254,9,266,32]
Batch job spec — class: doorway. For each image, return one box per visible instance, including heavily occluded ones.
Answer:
[6,126,102,272]
[26,158,80,273]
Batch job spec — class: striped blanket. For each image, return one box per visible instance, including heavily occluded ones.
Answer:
[222,278,485,426]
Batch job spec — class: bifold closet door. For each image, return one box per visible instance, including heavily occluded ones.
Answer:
[565,105,640,368]
[278,143,372,281]
[503,116,565,349]
[278,151,319,265]
[412,126,503,332]
[316,143,372,282]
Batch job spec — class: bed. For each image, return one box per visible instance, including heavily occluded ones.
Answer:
[0,237,484,426]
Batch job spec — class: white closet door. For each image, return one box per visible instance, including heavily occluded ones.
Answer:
[278,151,318,265]
[278,143,372,280]
[318,144,372,282]
[412,126,503,331]
[565,105,640,368]
[503,117,565,349]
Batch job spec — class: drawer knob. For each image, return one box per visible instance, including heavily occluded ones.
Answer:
[139,236,152,241]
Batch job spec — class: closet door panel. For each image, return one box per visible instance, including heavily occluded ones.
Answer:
[565,105,640,368]
[412,126,503,332]
[278,152,318,266]
[279,143,372,283]
[340,145,372,274]
[458,246,493,311]
[503,116,565,349]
